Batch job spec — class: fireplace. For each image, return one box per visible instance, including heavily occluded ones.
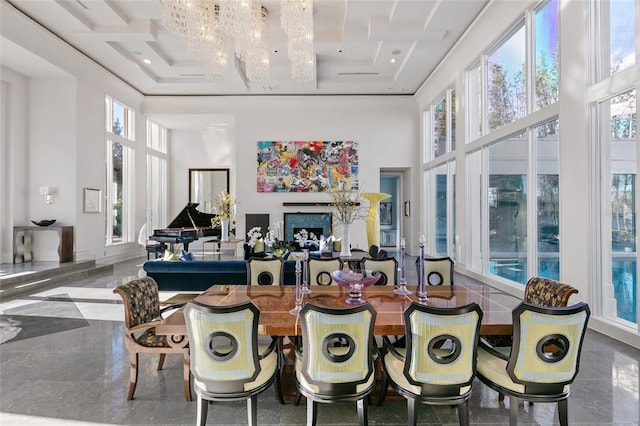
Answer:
[283,213,333,242]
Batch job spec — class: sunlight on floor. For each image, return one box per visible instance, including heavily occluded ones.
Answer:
[0,413,114,425]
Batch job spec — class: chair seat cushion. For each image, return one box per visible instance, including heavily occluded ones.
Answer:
[383,350,471,397]
[477,346,570,395]
[295,356,375,395]
[135,328,169,348]
[193,345,278,394]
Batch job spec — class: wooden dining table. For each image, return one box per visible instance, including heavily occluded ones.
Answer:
[156,282,517,347]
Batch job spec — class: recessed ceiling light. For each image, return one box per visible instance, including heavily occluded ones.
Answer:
[337,48,344,53]
[132,50,142,56]
[390,58,397,64]
[143,59,152,64]
[392,49,401,55]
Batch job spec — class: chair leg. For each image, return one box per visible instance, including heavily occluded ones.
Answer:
[247,395,258,426]
[157,353,166,370]
[294,390,302,406]
[558,399,568,426]
[498,392,505,402]
[127,352,139,400]
[196,394,208,426]
[377,369,388,406]
[306,399,317,426]
[183,352,192,402]
[357,398,368,426]
[274,337,285,405]
[509,396,518,426]
[458,399,469,426]
[407,398,418,426]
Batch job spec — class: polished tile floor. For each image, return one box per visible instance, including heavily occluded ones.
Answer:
[1,256,639,425]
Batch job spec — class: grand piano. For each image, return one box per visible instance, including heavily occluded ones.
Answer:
[149,203,220,251]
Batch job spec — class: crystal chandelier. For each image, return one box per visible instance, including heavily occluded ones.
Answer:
[281,0,314,81]
[160,0,314,82]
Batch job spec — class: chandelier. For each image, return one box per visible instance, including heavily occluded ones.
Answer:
[160,0,314,82]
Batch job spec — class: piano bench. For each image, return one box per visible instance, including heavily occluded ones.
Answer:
[146,243,167,259]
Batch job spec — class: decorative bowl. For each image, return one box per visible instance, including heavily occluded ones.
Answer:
[31,219,56,227]
[331,269,381,304]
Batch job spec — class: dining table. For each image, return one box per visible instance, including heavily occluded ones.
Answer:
[156,282,518,348]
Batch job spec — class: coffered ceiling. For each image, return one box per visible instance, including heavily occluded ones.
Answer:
[2,0,489,96]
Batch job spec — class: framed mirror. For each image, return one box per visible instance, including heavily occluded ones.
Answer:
[189,168,230,212]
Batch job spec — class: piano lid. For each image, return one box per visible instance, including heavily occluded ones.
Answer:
[166,203,216,229]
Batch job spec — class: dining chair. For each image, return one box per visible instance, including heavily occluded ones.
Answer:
[361,257,398,285]
[485,276,580,402]
[347,247,368,271]
[247,256,284,285]
[112,277,191,401]
[415,256,454,286]
[476,301,590,426]
[184,300,284,426]
[294,302,377,426]
[307,257,343,285]
[378,303,483,425]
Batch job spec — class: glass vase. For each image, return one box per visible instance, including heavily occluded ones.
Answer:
[339,222,352,257]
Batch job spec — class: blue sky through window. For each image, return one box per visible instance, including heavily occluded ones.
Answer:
[610,0,636,72]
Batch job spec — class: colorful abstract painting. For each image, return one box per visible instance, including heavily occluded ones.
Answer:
[257,141,359,193]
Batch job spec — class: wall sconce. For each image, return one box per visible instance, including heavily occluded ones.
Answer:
[39,186,56,204]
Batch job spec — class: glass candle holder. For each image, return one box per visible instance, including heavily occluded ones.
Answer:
[417,233,427,303]
[289,260,303,315]
[393,237,412,295]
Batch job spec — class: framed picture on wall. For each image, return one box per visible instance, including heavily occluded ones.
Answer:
[83,188,102,213]
[380,202,392,225]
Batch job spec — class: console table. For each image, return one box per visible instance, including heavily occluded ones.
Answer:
[201,238,244,259]
[13,226,74,263]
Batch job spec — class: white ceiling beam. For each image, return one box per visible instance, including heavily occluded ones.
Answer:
[85,19,158,42]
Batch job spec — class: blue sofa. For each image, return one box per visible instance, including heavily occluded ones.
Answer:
[142,259,299,291]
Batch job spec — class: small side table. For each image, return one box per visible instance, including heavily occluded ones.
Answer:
[202,238,244,259]
[13,225,74,263]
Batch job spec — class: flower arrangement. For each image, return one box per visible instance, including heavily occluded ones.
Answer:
[210,190,234,228]
[328,185,364,224]
[246,224,293,256]
[246,226,263,248]
[294,229,319,244]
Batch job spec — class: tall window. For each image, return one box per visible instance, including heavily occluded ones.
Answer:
[597,0,636,79]
[599,89,637,324]
[488,133,528,283]
[147,120,168,236]
[105,96,134,245]
[424,161,456,258]
[534,0,559,109]
[535,119,560,280]
[430,88,456,159]
[487,24,526,131]
[461,0,559,286]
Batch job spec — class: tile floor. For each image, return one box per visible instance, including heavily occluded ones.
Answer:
[0,255,639,425]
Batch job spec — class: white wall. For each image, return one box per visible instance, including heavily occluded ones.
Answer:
[1,1,146,263]
[0,67,28,263]
[146,95,420,250]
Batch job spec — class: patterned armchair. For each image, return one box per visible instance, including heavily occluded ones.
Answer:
[184,300,283,426]
[112,277,191,401]
[524,277,578,307]
[378,303,483,425]
[294,302,377,426]
[477,302,590,425]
